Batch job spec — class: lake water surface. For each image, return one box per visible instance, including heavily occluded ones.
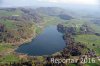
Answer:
[16,26,65,56]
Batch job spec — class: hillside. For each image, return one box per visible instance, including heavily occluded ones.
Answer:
[0,7,74,45]
[0,7,100,66]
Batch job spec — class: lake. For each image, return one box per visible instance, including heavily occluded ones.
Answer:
[16,26,65,56]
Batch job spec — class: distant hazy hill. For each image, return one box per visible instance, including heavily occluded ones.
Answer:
[0,7,74,23]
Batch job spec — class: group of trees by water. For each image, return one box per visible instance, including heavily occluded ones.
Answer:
[57,24,98,57]
[57,23,99,35]
[56,24,99,66]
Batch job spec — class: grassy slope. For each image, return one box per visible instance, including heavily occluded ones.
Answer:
[74,35,100,55]
[0,54,20,63]
[0,43,20,63]
[0,9,22,17]
[74,34,100,66]
[43,16,67,27]
[0,19,16,29]
[0,44,14,52]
